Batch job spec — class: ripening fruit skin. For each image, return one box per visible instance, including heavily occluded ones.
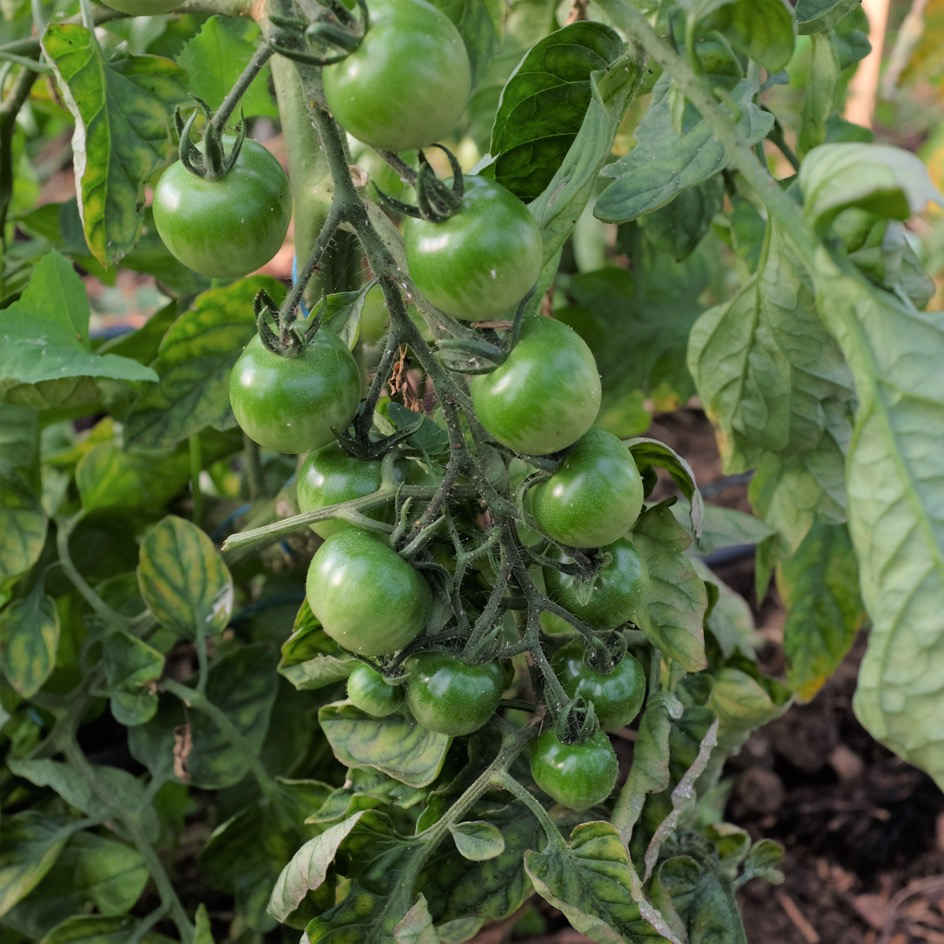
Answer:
[468,318,601,456]
[229,331,361,455]
[405,653,504,736]
[544,538,648,629]
[306,530,431,656]
[403,175,543,321]
[347,664,403,717]
[530,728,618,811]
[322,0,471,152]
[529,428,645,548]
[153,138,291,280]
[552,641,646,732]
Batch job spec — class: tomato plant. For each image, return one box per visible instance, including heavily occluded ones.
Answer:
[3,0,944,941]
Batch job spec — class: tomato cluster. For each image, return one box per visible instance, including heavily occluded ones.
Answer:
[142,0,661,813]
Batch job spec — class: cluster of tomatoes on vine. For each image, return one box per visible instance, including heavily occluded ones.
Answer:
[150,0,656,812]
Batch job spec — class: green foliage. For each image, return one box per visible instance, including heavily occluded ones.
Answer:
[2,0,943,940]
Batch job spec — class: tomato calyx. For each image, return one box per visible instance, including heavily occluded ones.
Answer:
[268,0,370,67]
[555,696,600,745]
[582,630,627,676]
[175,99,247,181]
[375,145,464,223]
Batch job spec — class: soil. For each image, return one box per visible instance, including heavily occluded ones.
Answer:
[494,408,944,944]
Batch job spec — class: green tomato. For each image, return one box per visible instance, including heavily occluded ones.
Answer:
[153,138,291,280]
[529,428,644,548]
[403,175,543,321]
[468,318,601,456]
[544,538,648,629]
[405,653,504,736]
[347,664,402,717]
[297,444,389,538]
[306,530,431,657]
[552,642,646,732]
[323,0,471,151]
[530,728,618,811]
[359,284,390,344]
[229,330,361,454]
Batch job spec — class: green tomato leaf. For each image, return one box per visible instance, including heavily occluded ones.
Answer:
[137,515,234,639]
[102,630,164,726]
[595,76,773,223]
[739,838,785,885]
[779,521,863,701]
[524,822,665,943]
[809,253,944,789]
[632,505,708,671]
[626,437,704,537]
[7,759,160,842]
[651,854,747,944]
[702,0,795,71]
[0,580,58,698]
[132,644,277,789]
[795,0,862,34]
[278,601,357,691]
[201,785,328,931]
[0,253,158,396]
[638,176,725,262]
[318,702,452,788]
[672,497,774,555]
[194,904,215,944]
[77,429,240,513]
[798,33,841,157]
[418,802,540,927]
[178,17,276,118]
[688,224,854,547]
[528,44,644,262]
[268,812,367,923]
[124,276,285,450]
[2,832,148,940]
[448,821,505,862]
[0,813,73,919]
[37,914,175,943]
[709,665,790,754]
[800,143,944,232]
[557,245,710,432]
[427,0,501,82]
[394,895,439,944]
[0,405,45,583]
[41,26,189,267]
[488,22,624,200]
[691,559,757,660]
[313,290,368,351]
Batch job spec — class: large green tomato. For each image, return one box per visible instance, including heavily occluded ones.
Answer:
[347,664,402,717]
[229,330,361,454]
[468,318,601,455]
[323,0,470,151]
[530,728,618,811]
[529,428,644,548]
[306,530,431,657]
[544,538,648,629]
[153,138,291,280]
[405,653,504,736]
[296,444,388,538]
[552,642,646,732]
[403,176,543,321]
